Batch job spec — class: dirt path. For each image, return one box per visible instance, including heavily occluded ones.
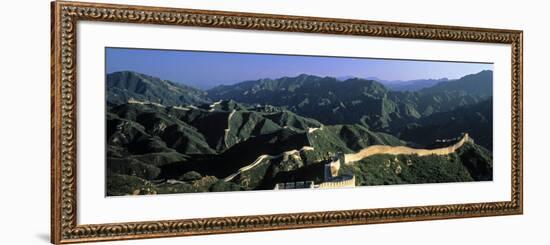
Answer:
[344,133,471,164]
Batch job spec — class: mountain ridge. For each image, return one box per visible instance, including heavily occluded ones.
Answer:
[107,71,210,106]
[207,70,493,132]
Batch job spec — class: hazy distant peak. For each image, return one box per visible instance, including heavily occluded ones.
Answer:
[336,75,359,81]
[418,70,493,96]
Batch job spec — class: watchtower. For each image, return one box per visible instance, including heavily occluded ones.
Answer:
[324,151,345,181]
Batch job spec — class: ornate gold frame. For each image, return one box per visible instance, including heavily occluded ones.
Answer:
[51,1,523,243]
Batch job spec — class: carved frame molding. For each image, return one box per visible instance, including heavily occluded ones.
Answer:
[51,1,523,243]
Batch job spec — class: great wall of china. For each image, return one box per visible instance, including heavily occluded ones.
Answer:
[223,133,472,190]
[343,133,472,164]
[223,146,315,182]
[311,134,472,189]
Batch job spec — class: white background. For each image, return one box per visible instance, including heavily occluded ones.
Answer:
[0,0,547,244]
[78,21,511,224]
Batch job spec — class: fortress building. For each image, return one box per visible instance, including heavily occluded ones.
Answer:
[273,181,315,190]
[274,151,356,190]
[320,151,355,189]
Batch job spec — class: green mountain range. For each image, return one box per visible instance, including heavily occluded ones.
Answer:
[105,70,493,196]
[208,71,492,140]
[400,99,493,150]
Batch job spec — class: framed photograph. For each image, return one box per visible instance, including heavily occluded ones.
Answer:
[51,1,523,243]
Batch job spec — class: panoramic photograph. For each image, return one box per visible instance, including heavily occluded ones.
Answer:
[105,47,493,196]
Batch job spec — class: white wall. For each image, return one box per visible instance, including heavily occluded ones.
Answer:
[0,0,547,244]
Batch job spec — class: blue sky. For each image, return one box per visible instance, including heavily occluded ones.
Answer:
[106,47,493,89]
